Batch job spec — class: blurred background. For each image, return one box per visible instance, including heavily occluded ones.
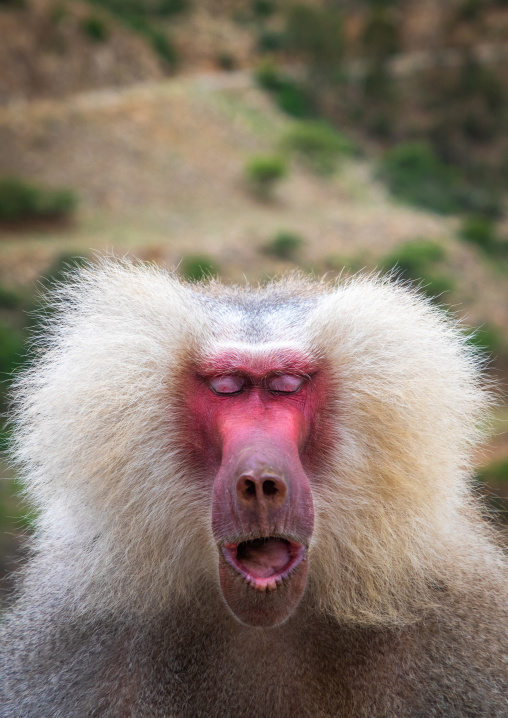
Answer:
[0,0,507,603]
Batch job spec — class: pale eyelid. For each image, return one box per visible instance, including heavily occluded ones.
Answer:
[209,374,245,395]
[267,374,306,394]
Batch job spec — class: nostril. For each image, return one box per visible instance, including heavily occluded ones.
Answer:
[236,474,288,506]
[263,480,277,496]
[245,479,256,497]
[237,476,257,503]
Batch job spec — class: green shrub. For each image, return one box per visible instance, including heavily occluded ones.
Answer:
[282,121,354,175]
[0,177,77,221]
[262,231,304,260]
[255,61,315,118]
[258,30,286,53]
[86,0,187,20]
[255,60,283,92]
[252,0,276,18]
[466,322,505,359]
[477,457,508,484]
[38,254,90,293]
[460,216,500,254]
[26,254,90,336]
[378,142,465,215]
[382,238,445,277]
[0,321,23,379]
[277,84,314,118]
[82,15,109,42]
[245,155,288,200]
[324,254,367,274]
[146,27,177,65]
[0,284,22,310]
[85,0,182,65]
[382,239,454,299]
[179,255,219,282]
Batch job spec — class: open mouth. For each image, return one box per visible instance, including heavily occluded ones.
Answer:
[222,537,306,592]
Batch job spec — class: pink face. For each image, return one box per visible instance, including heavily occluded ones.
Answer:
[185,350,323,627]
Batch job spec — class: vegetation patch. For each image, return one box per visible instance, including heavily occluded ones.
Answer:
[261,230,304,260]
[381,238,454,300]
[459,216,508,256]
[378,143,466,216]
[282,121,355,175]
[0,177,77,222]
[81,15,110,42]
[179,255,219,282]
[466,322,506,362]
[255,62,315,118]
[85,0,183,65]
[0,321,24,384]
[245,154,288,200]
[477,457,508,484]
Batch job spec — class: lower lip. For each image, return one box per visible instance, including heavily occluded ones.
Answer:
[221,540,307,592]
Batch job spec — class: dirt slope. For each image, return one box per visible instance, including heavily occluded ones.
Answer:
[0,0,165,104]
[0,71,506,326]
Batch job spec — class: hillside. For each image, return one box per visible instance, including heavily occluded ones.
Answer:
[0,71,506,319]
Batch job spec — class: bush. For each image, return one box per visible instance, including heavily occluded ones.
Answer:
[26,254,90,336]
[378,142,466,215]
[477,457,508,484]
[87,0,187,20]
[0,284,22,310]
[258,30,286,53]
[82,15,109,42]
[460,216,499,254]
[245,155,288,200]
[180,255,218,282]
[252,0,276,19]
[324,254,367,274]
[466,322,505,359]
[255,60,283,92]
[85,0,182,65]
[282,121,354,175]
[0,177,78,222]
[146,27,177,65]
[0,321,23,379]
[382,238,454,300]
[255,62,315,118]
[262,230,304,260]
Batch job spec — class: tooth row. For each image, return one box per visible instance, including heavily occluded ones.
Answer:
[245,575,283,592]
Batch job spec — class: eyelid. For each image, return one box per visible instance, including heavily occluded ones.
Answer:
[208,374,245,395]
[266,374,306,394]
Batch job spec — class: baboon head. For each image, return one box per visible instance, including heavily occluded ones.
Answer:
[12,263,489,629]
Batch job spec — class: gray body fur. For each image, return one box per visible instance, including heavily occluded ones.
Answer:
[0,264,507,717]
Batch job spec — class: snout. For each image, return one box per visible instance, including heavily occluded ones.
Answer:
[232,452,290,534]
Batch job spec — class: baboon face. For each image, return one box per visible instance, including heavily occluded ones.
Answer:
[185,348,324,627]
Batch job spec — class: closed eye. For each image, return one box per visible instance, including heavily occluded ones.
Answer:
[266,374,306,394]
[209,374,246,395]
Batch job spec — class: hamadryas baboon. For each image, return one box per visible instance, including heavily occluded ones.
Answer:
[0,262,507,717]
